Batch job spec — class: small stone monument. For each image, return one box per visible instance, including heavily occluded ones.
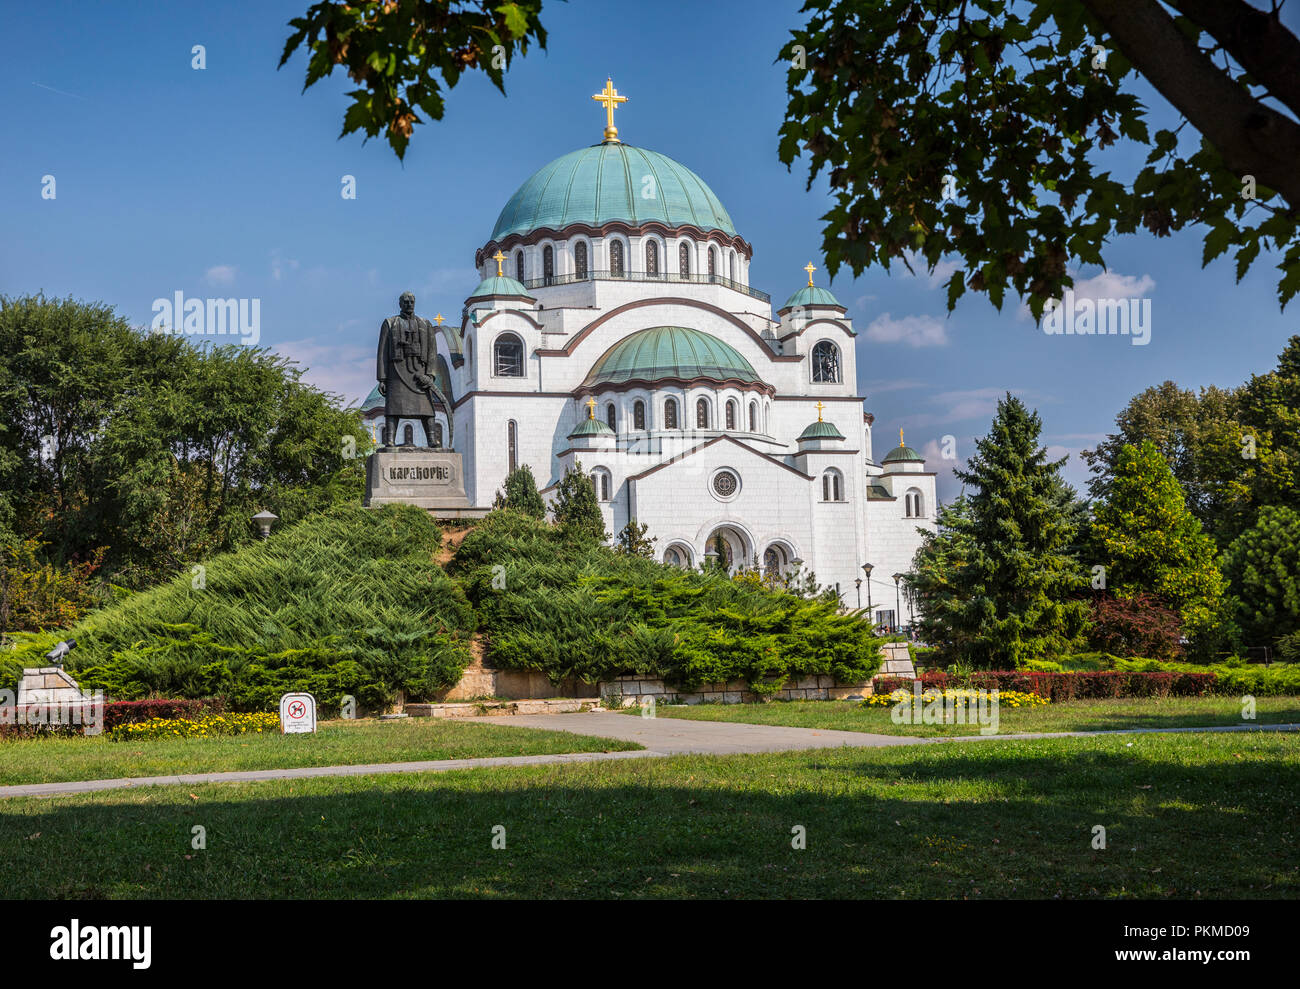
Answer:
[364,292,487,518]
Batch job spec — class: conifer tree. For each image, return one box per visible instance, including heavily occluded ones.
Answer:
[1221,505,1300,650]
[496,463,546,519]
[1091,440,1227,645]
[917,394,1089,667]
[551,461,607,542]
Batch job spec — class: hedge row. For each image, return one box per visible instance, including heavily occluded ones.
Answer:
[873,670,1218,700]
[0,696,228,741]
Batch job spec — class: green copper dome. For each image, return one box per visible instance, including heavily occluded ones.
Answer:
[882,444,924,463]
[491,144,736,241]
[797,419,845,441]
[568,415,615,439]
[361,384,383,412]
[468,275,533,300]
[780,285,843,311]
[582,326,762,389]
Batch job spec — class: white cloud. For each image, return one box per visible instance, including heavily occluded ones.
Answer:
[1018,269,1156,321]
[902,251,960,289]
[270,250,300,282]
[273,337,373,406]
[864,312,950,348]
[203,264,237,286]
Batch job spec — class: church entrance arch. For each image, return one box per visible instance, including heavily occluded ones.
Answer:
[702,523,752,573]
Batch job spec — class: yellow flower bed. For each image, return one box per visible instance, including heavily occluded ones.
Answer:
[862,688,1049,708]
[110,712,282,742]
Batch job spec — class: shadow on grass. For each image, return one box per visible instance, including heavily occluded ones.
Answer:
[1,740,1295,900]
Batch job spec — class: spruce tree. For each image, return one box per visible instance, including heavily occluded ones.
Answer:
[496,464,546,519]
[928,394,1089,667]
[551,461,607,542]
[1090,440,1228,646]
[1222,505,1300,650]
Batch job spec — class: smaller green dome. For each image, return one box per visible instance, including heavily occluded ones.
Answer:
[797,420,844,441]
[468,275,534,301]
[780,285,842,311]
[882,444,924,464]
[568,416,615,439]
[360,384,384,413]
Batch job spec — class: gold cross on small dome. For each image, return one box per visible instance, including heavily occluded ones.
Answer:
[433,313,445,326]
[805,262,817,287]
[816,400,825,422]
[586,396,597,419]
[592,78,628,143]
[900,428,905,447]
[493,250,507,277]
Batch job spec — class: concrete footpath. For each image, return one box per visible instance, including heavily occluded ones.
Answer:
[1,712,1296,800]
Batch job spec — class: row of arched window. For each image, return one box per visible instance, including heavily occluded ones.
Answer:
[509,240,740,284]
[599,396,768,433]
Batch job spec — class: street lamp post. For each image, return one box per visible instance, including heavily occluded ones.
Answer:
[892,572,903,633]
[862,563,873,622]
[854,577,862,609]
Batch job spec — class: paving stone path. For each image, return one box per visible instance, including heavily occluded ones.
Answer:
[1,712,1295,800]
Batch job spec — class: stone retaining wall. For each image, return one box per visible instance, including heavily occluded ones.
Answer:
[598,674,874,706]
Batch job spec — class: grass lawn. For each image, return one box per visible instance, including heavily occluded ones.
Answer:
[0,732,1294,899]
[0,718,641,786]
[629,695,1300,736]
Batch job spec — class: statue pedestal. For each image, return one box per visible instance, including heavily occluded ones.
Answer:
[364,449,488,518]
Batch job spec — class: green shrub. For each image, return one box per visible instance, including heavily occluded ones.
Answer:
[449,510,883,693]
[1,505,474,711]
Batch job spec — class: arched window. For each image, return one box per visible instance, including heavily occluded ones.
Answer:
[633,400,646,430]
[664,397,679,429]
[748,401,757,432]
[433,421,444,448]
[543,245,554,284]
[465,336,473,369]
[605,403,616,431]
[515,250,525,282]
[645,240,659,276]
[494,333,524,377]
[730,252,737,282]
[812,340,841,383]
[507,420,517,472]
[679,242,691,278]
[610,240,624,277]
[905,488,925,518]
[696,398,710,429]
[725,399,736,431]
[822,468,844,502]
[402,423,414,446]
[590,468,611,502]
[763,545,787,576]
[664,544,691,568]
[575,241,589,279]
[708,246,717,278]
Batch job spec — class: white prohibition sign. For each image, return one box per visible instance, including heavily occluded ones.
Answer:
[279,692,317,734]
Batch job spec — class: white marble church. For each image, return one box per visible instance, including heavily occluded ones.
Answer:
[362,80,936,619]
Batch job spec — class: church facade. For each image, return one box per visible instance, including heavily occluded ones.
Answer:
[362,82,936,619]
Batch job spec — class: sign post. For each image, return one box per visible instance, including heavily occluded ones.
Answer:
[279,692,317,734]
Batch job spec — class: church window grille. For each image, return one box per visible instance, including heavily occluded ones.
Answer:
[696,398,710,429]
[575,242,589,279]
[712,470,738,498]
[494,333,524,377]
[708,247,717,278]
[812,341,841,383]
[610,240,625,277]
[679,242,691,277]
[543,245,554,284]
[591,468,611,502]
[725,400,736,431]
[905,488,925,518]
[633,400,646,430]
[645,241,659,275]
[664,398,679,429]
[515,250,524,281]
[507,420,517,472]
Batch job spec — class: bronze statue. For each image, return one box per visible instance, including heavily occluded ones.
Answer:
[376,292,452,448]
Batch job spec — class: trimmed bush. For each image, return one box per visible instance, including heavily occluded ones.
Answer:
[0,506,475,712]
[450,510,883,694]
[873,670,1217,700]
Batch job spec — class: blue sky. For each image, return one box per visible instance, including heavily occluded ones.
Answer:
[3,0,1297,502]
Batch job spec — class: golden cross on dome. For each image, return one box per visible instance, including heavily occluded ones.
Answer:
[816,400,825,422]
[592,77,628,143]
[900,428,905,447]
[492,250,506,277]
[433,313,445,326]
[586,396,597,419]
[804,262,816,287]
